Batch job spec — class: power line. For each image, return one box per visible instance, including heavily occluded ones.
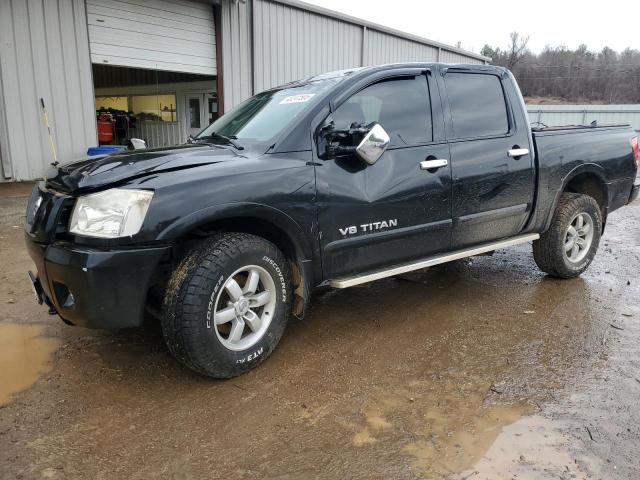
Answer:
[527,63,640,69]
[517,74,640,79]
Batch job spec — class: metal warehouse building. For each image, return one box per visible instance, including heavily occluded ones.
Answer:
[0,0,488,181]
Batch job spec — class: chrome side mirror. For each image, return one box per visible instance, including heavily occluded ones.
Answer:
[355,123,390,165]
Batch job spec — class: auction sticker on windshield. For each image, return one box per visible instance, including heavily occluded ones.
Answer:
[279,94,315,104]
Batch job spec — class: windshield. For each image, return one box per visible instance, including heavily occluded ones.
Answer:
[195,79,338,144]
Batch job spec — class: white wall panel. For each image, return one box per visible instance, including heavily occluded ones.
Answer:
[0,0,96,181]
[87,0,216,75]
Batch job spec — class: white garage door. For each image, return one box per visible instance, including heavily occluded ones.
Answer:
[86,0,216,75]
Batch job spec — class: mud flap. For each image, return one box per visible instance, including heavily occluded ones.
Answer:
[291,260,312,320]
[27,271,58,315]
[27,271,44,305]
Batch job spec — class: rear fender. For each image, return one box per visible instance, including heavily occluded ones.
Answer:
[543,163,609,232]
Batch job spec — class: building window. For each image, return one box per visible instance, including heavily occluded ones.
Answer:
[130,94,177,122]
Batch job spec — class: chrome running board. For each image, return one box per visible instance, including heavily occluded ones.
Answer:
[329,233,540,289]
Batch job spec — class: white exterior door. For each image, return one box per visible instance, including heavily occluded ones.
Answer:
[186,94,206,137]
[185,92,218,137]
[86,0,216,75]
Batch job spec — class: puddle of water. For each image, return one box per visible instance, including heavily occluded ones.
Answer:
[348,390,534,477]
[0,323,59,406]
[401,401,531,477]
[452,415,601,479]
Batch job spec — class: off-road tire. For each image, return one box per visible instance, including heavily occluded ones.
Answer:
[162,233,292,378]
[533,193,602,278]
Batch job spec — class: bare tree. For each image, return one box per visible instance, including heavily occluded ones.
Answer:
[482,34,640,103]
[506,32,530,70]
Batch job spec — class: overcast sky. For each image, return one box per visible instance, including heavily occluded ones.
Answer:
[304,0,638,55]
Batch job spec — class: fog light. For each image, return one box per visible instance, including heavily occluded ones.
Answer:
[63,292,75,309]
[53,282,75,309]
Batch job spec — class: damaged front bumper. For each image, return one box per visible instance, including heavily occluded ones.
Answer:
[25,234,170,329]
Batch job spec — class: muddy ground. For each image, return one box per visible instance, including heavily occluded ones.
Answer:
[0,182,638,479]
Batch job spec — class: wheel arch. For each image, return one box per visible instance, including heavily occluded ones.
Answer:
[545,164,610,232]
[563,169,608,211]
[158,203,315,318]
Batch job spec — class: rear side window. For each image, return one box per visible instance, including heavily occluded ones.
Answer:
[444,73,509,139]
[332,76,432,146]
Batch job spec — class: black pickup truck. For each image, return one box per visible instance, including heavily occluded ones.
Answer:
[25,63,639,377]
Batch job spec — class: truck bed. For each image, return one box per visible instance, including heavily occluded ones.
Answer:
[529,123,637,235]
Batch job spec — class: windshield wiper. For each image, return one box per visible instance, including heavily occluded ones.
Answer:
[191,132,244,150]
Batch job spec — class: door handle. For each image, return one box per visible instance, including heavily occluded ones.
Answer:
[420,159,448,170]
[507,148,529,158]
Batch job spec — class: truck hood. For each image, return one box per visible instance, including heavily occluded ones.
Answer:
[45,144,246,193]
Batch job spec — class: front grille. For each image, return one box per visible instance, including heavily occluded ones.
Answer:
[25,183,74,243]
[56,203,74,236]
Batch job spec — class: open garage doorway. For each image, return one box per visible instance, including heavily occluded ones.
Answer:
[92,65,217,148]
[86,0,219,149]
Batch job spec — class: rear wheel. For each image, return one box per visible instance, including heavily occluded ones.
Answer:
[162,233,291,378]
[533,193,602,278]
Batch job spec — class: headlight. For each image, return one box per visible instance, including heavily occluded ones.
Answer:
[69,188,154,238]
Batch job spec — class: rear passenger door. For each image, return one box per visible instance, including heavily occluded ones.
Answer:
[441,69,534,248]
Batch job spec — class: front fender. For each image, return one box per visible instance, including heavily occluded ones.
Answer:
[156,201,314,260]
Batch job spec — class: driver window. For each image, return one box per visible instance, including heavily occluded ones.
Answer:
[332,76,432,146]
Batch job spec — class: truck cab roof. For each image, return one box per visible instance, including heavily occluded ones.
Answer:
[270,63,506,92]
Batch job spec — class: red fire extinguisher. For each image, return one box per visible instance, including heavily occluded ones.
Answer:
[97,114,113,144]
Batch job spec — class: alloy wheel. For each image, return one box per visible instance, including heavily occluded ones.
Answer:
[564,212,594,263]
[213,265,276,351]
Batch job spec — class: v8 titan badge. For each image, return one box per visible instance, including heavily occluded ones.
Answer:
[339,219,398,236]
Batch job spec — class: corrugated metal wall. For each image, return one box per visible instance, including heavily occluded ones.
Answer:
[220,0,488,110]
[252,0,362,92]
[220,0,253,109]
[364,29,438,65]
[527,105,640,134]
[0,0,96,181]
[439,50,481,64]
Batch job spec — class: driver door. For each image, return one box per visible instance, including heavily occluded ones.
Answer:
[315,74,453,279]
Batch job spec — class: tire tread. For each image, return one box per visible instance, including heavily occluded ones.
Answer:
[161,233,290,377]
[533,193,602,278]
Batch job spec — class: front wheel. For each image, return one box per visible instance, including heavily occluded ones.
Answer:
[533,193,602,278]
[162,233,292,378]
